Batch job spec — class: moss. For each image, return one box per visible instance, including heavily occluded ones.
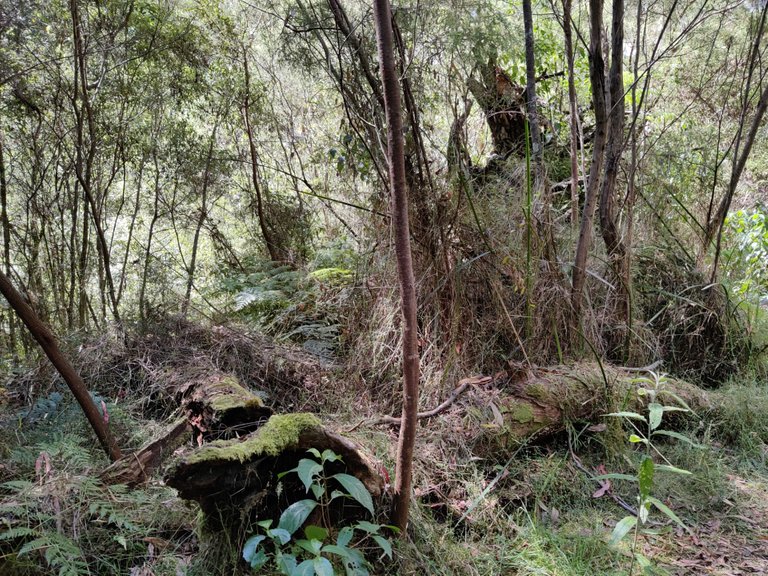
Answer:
[205,375,263,412]
[184,413,321,465]
[525,383,551,403]
[510,403,535,423]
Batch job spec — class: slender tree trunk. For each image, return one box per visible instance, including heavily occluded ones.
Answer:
[0,130,15,353]
[139,153,161,322]
[373,0,420,534]
[571,0,608,320]
[182,121,219,317]
[598,0,630,337]
[523,0,541,167]
[562,0,581,233]
[0,269,121,461]
[242,48,281,262]
[70,0,120,324]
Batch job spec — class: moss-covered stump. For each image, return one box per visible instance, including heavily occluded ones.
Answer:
[178,373,272,442]
[165,414,384,532]
[459,362,712,456]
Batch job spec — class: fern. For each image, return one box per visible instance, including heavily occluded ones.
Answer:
[0,526,38,541]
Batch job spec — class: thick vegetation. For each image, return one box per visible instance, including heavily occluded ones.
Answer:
[1,0,768,574]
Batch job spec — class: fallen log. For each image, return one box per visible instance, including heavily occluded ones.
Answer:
[450,362,712,456]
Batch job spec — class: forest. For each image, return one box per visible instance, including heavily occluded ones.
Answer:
[1,0,768,574]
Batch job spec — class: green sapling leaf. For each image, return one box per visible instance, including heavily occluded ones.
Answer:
[331,473,374,515]
[278,499,318,535]
[609,516,637,546]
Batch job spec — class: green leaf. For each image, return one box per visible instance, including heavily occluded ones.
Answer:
[249,549,268,570]
[324,544,352,559]
[307,448,322,459]
[592,473,637,482]
[609,516,637,546]
[629,434,648,444]
[648,403,663,431]
[321,449,342,463]
[269,528,292,545]
[311,484,324,500]
[242,535,266,563]
[278,500,318,535]
[647,497,689,532]
[297,459,324,492]
[372,534,392,559]
[337,526,354,547]
[638,457,654,500]
[656,464,692,475]
[295,538,323,555]
[657,390,693,412]
[331,474,374,516]
[293,559,316,576]
[354,521,381,533]
[278,552,298,573]
[651,430,704,448]
[304,525,328,542]
[313,556,334,576]
[606,411,647,422]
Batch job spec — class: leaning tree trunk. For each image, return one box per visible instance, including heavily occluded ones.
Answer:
[0,269,122,461]
[373,0,420,534]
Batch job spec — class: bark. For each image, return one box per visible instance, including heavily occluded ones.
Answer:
[562,0,581,233]
[139,154,162,321]
[0,130,15,352]
[0,269,122,461]
[598,0,630,338]
[242,48,281,262]
[70,0,121,324]
[523,0,542,166]
[373,0,420,534]
[165,415,384,532]
[467,57,528,157]
[571,0,608,320]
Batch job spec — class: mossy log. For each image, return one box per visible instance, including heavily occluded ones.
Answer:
[102,371,272,486]
[448,362,712,456]
[165,413,384,532]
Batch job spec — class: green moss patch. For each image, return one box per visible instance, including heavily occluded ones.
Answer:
[184,413,321,465]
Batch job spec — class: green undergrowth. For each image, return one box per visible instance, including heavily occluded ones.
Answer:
[1,368,766,575]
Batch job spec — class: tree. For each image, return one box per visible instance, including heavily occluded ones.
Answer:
[0,269,122,461]
[372,0,420,533]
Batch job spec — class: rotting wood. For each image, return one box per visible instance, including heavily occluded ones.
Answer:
[165,413,384,532]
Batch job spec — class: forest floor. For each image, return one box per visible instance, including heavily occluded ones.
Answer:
[0,319,767,575]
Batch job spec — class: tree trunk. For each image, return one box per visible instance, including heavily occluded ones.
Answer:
[0,130,15,353]
[562,0,581,233]
[182,120,219,318]
[598,0,630,346]
[523,0,541,167]
[571,0,608,320]
[373,0,420,534]
[0,269,121,461]
[242,47,281,262]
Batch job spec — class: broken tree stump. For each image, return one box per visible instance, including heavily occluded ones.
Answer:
[165,413,384,532]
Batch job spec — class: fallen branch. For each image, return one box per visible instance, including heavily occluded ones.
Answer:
[346,374,496,431]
